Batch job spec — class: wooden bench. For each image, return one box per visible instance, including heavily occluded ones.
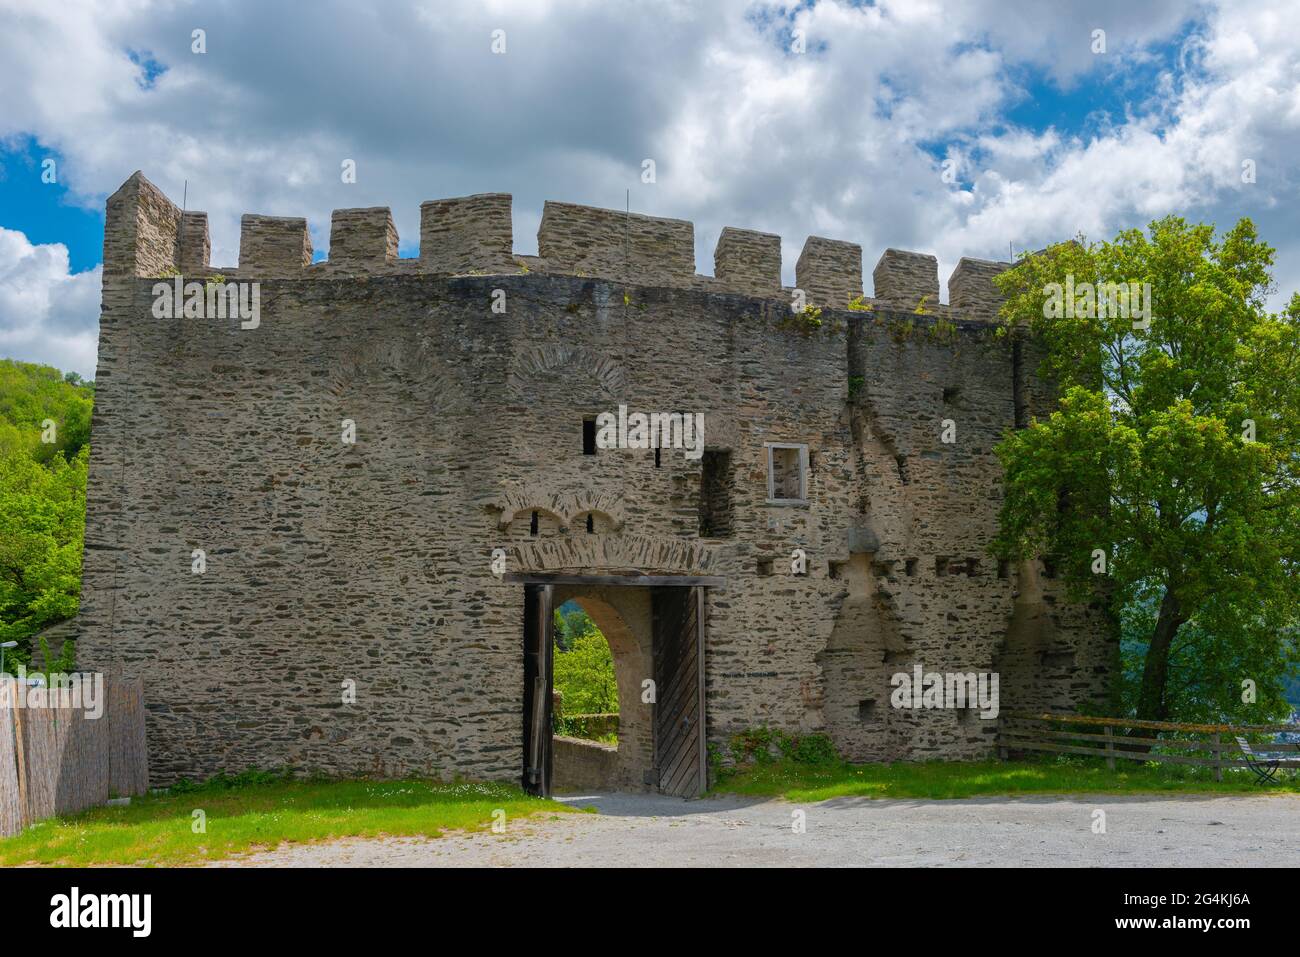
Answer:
[1235,736,1300,783]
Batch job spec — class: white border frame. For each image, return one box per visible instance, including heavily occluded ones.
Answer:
[764,442,809,504]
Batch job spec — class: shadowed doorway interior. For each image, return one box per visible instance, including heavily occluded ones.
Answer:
[520,579,709,798]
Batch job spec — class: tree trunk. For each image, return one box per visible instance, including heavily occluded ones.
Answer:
[1135,586,1183,724]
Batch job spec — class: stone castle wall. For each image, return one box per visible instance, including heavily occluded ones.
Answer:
[76,172,1115,784]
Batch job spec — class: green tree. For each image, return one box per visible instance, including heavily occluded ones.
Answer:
[992,217,1300,724]
[0,359,93,463]
[0,359,93,672]
[0,445,88,667]
[553,608,618,715]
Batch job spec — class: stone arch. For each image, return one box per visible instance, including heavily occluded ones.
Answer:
[329,335,464,416]
[573,510,617,534]
[506,344,627,399]
[505,506,566,539]
[510,533,713,577]
[550,586,654,792]
[489,488,628,532]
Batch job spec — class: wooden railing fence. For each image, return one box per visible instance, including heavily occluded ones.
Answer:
[998,711,1299,780]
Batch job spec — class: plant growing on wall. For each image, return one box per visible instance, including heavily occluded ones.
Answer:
[991,217,1300,725]
[779,304,824,336]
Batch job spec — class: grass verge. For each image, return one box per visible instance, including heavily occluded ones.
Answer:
[0,774,578,867]
[711,757,1300,802]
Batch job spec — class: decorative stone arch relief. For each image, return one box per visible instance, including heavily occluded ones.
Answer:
[573,510,617,534]
[506,343,627,399]
[505,506,566,539]
[510,533,713,577]
[329,335,465,417]
[488,488,628,532]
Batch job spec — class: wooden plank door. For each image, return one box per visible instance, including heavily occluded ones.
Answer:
[652,586,707,796]
[522,583,554,797]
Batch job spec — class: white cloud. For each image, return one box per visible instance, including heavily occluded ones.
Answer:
[0,0,1296,382]
[0,227,101,378]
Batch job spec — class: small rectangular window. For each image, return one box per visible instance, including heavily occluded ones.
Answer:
[766,443,808,503]
[582,418,597,455]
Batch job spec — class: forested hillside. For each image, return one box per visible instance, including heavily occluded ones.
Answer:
[0,359,91,670]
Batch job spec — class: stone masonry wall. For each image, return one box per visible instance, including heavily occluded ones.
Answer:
[75,172,1115,785]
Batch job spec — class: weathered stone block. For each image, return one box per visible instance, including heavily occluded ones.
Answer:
[796,236,863,308]
[873,248,939,309]
[329,207,398,271]
[847,524,880,554]
[239,215,312,275]
[948,257,1011,321]
[420,193,514,274]
[714,227,781,297]
[538,201,694,286]
[178,211,210,274]
[103,171,181,277]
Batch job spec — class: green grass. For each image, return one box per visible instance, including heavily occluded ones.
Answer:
[712,757,1300,802]
[0,775,577,867]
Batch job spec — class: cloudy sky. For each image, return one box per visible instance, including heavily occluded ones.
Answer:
[0,0,1296,378]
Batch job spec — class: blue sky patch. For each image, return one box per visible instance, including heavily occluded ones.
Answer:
[0,138,104,273]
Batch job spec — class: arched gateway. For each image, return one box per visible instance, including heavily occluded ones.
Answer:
[512,573,718,798]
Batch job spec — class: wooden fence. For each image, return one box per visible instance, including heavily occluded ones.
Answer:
[0,674,149,838]
[998,711,1300,780]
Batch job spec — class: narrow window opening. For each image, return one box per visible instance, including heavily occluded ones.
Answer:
[654,446,661,469]
[582,418,597,455]
[857,699,877,722]
[895,454,910,484]
[905,558,918,576]
[585,513,594,534]
[699,449,734,537]
[997,559,1010,579]
[530,510,539,536]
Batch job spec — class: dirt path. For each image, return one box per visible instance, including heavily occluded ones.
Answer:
[214,791,1300,867]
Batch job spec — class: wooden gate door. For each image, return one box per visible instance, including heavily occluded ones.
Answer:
[652,586,706,796]
[522,583,554,797]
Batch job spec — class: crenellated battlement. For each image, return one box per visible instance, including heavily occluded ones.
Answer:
[103,171,1011,319]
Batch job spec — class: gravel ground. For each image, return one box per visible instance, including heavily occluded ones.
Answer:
[213,791,1300,867]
